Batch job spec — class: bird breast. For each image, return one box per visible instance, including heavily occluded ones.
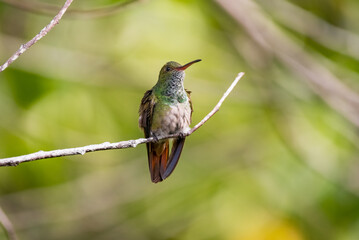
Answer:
[152,102,191,137]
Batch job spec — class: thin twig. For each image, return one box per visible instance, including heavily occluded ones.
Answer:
[188,72,244,135]
[0,0,73,72]
[0,206,17,240]
[0,72,245,167]
[1,0,141,19]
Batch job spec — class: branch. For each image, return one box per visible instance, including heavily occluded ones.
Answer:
[0,72,245,167]
[0,0,73,72]
[0,206,17,240]
[188,72,244,135]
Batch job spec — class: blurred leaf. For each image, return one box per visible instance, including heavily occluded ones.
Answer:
[3,69,54,109]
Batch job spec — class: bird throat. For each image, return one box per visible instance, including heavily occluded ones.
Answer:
[154,74,187,104]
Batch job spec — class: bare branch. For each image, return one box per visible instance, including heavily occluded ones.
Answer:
[0,72,245,167]
[0,206,18,240]
[0,0,73,72]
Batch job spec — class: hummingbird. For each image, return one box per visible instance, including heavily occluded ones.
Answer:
[139,59,201,183]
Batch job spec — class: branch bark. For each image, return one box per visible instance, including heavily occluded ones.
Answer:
[0,72,245,167]
[0,206,17,240]
[0,0,73,72]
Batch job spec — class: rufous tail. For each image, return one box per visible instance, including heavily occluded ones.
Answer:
[147,141,169,183]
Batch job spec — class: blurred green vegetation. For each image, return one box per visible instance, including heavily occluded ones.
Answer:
[0,0,359,239]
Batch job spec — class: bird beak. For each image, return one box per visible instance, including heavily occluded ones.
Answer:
[176,59,201,71]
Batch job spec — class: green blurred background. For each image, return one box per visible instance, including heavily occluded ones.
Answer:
[1,0,359,239]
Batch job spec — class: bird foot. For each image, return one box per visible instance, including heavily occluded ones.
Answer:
[178,132,186,139]
[151,132,159,143]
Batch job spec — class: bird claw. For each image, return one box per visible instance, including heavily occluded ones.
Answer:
[151,132,159,143]
[178,132,186,138]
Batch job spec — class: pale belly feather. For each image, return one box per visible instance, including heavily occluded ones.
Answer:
[151,102,191,137]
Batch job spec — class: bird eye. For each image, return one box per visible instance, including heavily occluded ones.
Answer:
[165,66,171,72]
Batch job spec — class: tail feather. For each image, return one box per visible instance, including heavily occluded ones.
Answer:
[159,141,169,177]
[162,138,186,180]
[147,141,169,183]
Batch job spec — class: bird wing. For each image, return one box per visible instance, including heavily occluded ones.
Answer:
[185,89,193,121]
[162,137,186,180]
[139,89,169,183]
[139,89,155,138]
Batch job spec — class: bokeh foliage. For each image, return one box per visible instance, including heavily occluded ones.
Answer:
[0,0,359,239]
